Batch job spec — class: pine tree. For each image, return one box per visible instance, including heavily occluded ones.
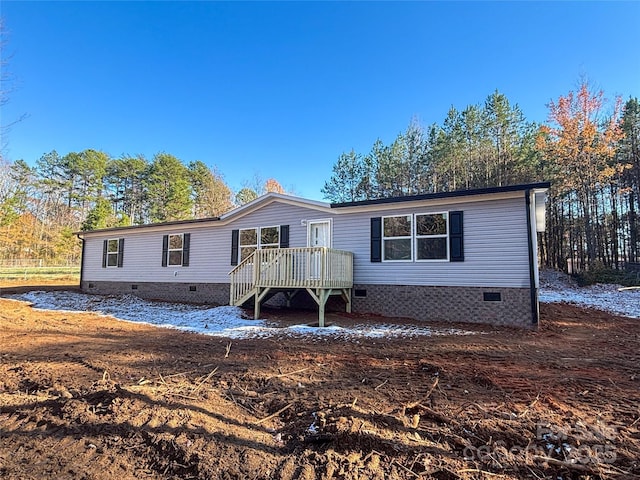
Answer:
[145,153,193,222]
[321,150,365,203]
[189,161,233,217]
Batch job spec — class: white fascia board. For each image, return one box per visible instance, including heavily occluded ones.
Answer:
[78,220,221,239]
[219,193,332,222]
[78,194,332,239]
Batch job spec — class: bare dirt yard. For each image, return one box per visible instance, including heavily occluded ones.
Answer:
[1,283,638,480]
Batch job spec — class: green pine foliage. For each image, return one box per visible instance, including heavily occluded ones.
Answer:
[0,150,244,264]
[323,89,640,275]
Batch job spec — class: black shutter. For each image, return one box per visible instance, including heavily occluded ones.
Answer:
[182,233,190,266]
[117,238,125,267]
[231,229,239,265]
[102,240,108,268]
[280,225,289,248]
[371,217,382,262]
[449,211,464,262]
[162,235,168,267]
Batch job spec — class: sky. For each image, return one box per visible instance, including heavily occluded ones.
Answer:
[1,1,639,201]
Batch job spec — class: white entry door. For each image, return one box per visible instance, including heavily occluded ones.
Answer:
[308,220,331,278]
[308,220,331,248]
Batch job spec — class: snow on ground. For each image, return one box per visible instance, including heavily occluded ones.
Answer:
[539,269,640,319]
[5,271,637,340]
[5,291,477,340]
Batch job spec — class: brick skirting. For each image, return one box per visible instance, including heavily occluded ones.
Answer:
[81,281,229,305]
[351,284,535,328]
[81,281,536,328]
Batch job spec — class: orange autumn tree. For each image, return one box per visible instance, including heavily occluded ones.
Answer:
[264,178,286,194]
[537,80,623,268]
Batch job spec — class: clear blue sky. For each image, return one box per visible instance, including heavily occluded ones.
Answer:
[2,1,639,200]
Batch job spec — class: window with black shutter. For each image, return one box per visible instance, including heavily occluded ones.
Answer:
[370,211,464,263]
[162,233,190,267]
[103,238,124,268]
[233,225,284,264]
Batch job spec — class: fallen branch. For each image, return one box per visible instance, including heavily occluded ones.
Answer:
[392,459,420,478]
[418,405,457,425]
[225,342,232,358]
[532,455,610,474]
[374,379,388,390]
[254,403,293,425]
[457,469,508,477]
[267,366,310,380]
[165,363,217,379]
[191,367,219,395]
[405,377,439,410]
[519,393,540,418]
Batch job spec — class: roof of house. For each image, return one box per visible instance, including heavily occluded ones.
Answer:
[330,181,551,208]
[76,181,550,236]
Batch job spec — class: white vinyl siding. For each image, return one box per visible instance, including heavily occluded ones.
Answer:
[333,197,530,288]
[81,194,531,289]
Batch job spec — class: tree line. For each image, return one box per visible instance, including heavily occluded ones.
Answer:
[0,151,285,263]
[2,81,639,274]
[322,84,640,274]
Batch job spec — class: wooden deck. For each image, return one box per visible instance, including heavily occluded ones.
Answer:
[229,247,353,327]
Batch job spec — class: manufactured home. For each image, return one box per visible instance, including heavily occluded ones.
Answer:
[77,182,549,328]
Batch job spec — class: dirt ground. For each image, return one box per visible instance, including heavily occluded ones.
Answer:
[0,283,638,480]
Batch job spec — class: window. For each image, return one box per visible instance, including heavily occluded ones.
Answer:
[239,228,257,262]
[167,234,184,266]
[106,239,120,267]
[162,233,190,267]
[381,212,449,262]
[102,238,124,268]
[415,213,448,261]
[383,215,412,261]
[239,226,280,262]
[231,225,289,265]
[260,226,279,248]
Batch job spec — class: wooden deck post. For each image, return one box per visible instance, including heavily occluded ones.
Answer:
[318,289,329,328]
[341,288,352,313]
[254,288,260,319]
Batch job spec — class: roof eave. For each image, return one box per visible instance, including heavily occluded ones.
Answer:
[330,181,551,208]
[74,216,220,237]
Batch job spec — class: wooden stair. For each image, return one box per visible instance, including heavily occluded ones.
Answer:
[229,247,353,327]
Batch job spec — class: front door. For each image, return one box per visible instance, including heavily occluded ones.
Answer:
[308,220,331,248]
[308,220,331,278]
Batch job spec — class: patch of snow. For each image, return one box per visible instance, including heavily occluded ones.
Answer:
[539,269,640,319]
[5,290,478,340]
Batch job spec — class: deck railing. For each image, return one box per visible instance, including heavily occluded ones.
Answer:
[229,247,353,305]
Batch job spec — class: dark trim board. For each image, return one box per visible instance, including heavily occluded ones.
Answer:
[525,190,539,326]
[331,182,551,208]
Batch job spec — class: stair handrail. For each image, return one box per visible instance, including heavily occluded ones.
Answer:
[229,250,257,305]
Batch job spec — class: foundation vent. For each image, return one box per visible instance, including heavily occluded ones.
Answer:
[483,292,501,302]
